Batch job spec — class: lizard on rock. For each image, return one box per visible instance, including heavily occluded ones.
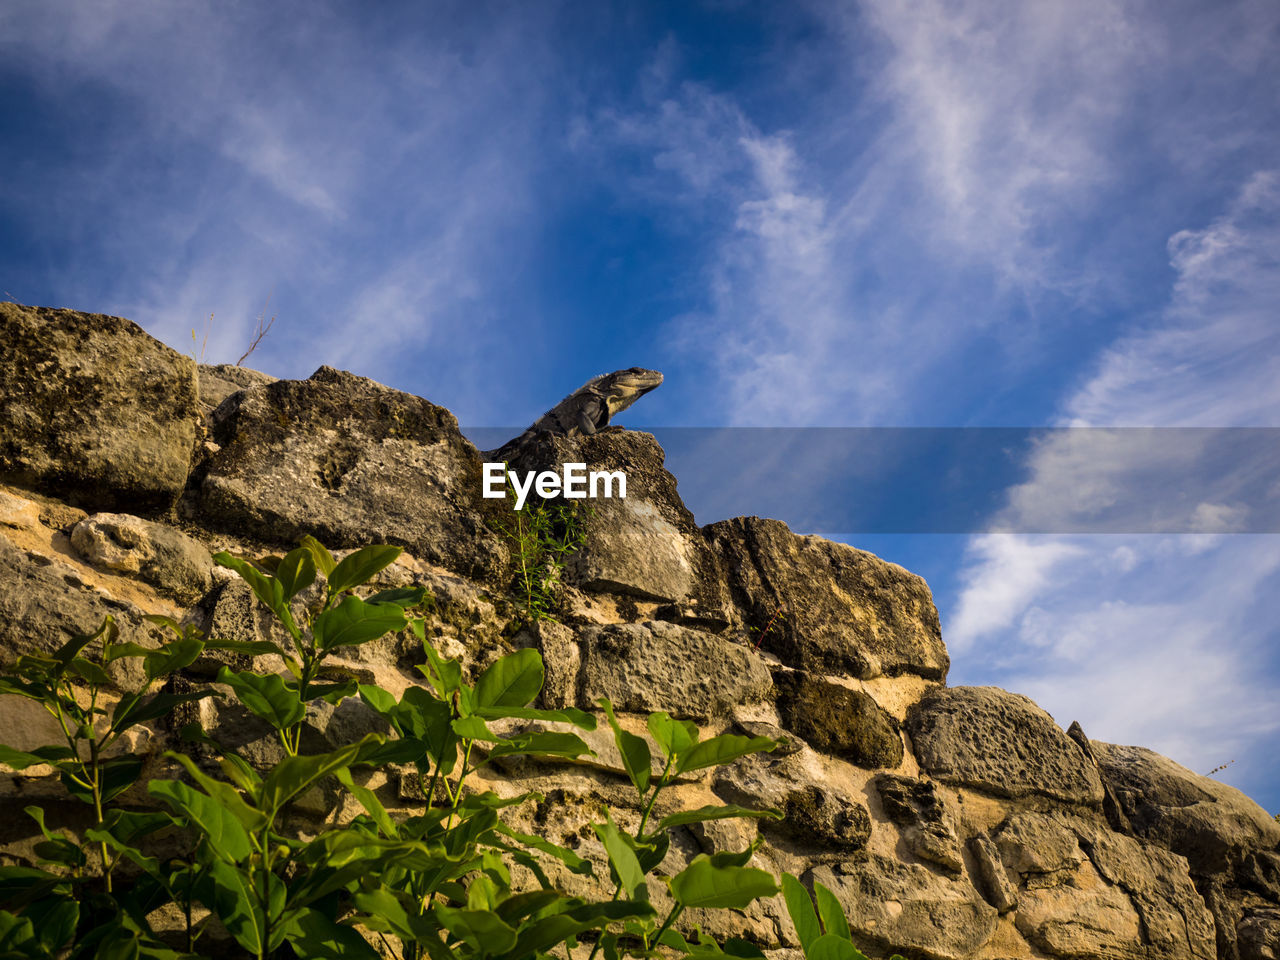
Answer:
[488,367,663,462]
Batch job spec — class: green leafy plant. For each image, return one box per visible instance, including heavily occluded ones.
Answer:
[2,537,791,959]
[492,476,590,623]
[780,873,905,960]
[0,614,218,956]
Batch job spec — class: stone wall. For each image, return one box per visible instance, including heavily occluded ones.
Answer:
[2,302,1278,960]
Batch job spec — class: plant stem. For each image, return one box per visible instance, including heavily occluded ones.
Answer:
[651,903,684,947]
[636,754,674,837]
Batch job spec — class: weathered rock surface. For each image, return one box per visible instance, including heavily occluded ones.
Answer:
[0,302,198,512]
[712,752,872,854]
[776,671,903,769]
[810,858,1000,960]
[198,365,507,581]
[197,362,277,418]
[906,686,1105,806]
[704,517,947,680]
[1094,742,1280,880]
[0,533,155,686]
[70,512,213,603]
[874,774,963,872]
[968,834,1018,912]
[578,620,772,721]
[505,431,728,609]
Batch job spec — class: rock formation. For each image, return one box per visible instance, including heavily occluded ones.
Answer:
[1,301,1277,959]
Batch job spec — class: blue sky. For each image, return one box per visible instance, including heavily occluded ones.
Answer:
[2,1,1278,811]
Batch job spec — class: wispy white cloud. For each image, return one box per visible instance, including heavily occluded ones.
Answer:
[950,171,1280,796]
[0,2,556,422]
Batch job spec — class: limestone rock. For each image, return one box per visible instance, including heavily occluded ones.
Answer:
[874,774,962,872]
[1013,858,1144,960]
[70,512,213,604]
[197,363,277,418]
[198,366,506,581]
[1093,741,1280,880]
[712,752,871,853]
[809,858,999,960]
[704,517,947,680]
[994,812,1087,878]
[1071,818,1216,960]
[503,431,728,608]
[967,835,1018,913]
[578,621,772,721]
[994,811,1216,960]
[905,686,1105,806]
[776,671,903,769]
[1238,906,1280,960]
[0,533,154,686]
[0,303,198,512]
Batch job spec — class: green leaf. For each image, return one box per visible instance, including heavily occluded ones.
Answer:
[593,815,646,900]
[434,905,518,956]
[306,680,359,704]
[485,731,593,761]
[781,873,822,955]
[299,535,337,577]
[420,642,463,698]
[474,648,543,709]
[808,934,867,960]
[395,686,457,774]
[599,698,652,794]
[217,667,305,731]
[494,901,654,960]
[493,822,593,875]
[61,755,144,804]
[327,545,402,595]
[352,888,433,942]
[281,906,380,958]
[365,586,428,608]
[112,689,217,735]
[159,751,268,833]
[65,656,112,685]
[472,704,596,728]
[669,855,778,909]
[657,804,784,831]
[0,676,48,700]
[213,552,285,614]
[259,733,381,817]
[312,595,407,652]
[148,779,254,863]
[101,809,176,845]
[356,683,398,722]
[0,744,63,770]
[24,895,78,954]
[675,734,778,774]
[275,547,317,601]
[204,637,288,658]
[51,616,115,676]
[0,910,40,956]
[814,881,851,941]
[201,859,282,955]
[142,636,205,680]
[647,711,697,759]
[452,715,497,741]
[335,767,396,837]
[493,889,565,926]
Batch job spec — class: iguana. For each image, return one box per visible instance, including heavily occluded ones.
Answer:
[488,367,663,462]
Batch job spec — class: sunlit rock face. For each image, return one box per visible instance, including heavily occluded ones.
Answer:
[2,304,1277,959]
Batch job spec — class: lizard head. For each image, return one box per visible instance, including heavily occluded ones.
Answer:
[600,367,664,416]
